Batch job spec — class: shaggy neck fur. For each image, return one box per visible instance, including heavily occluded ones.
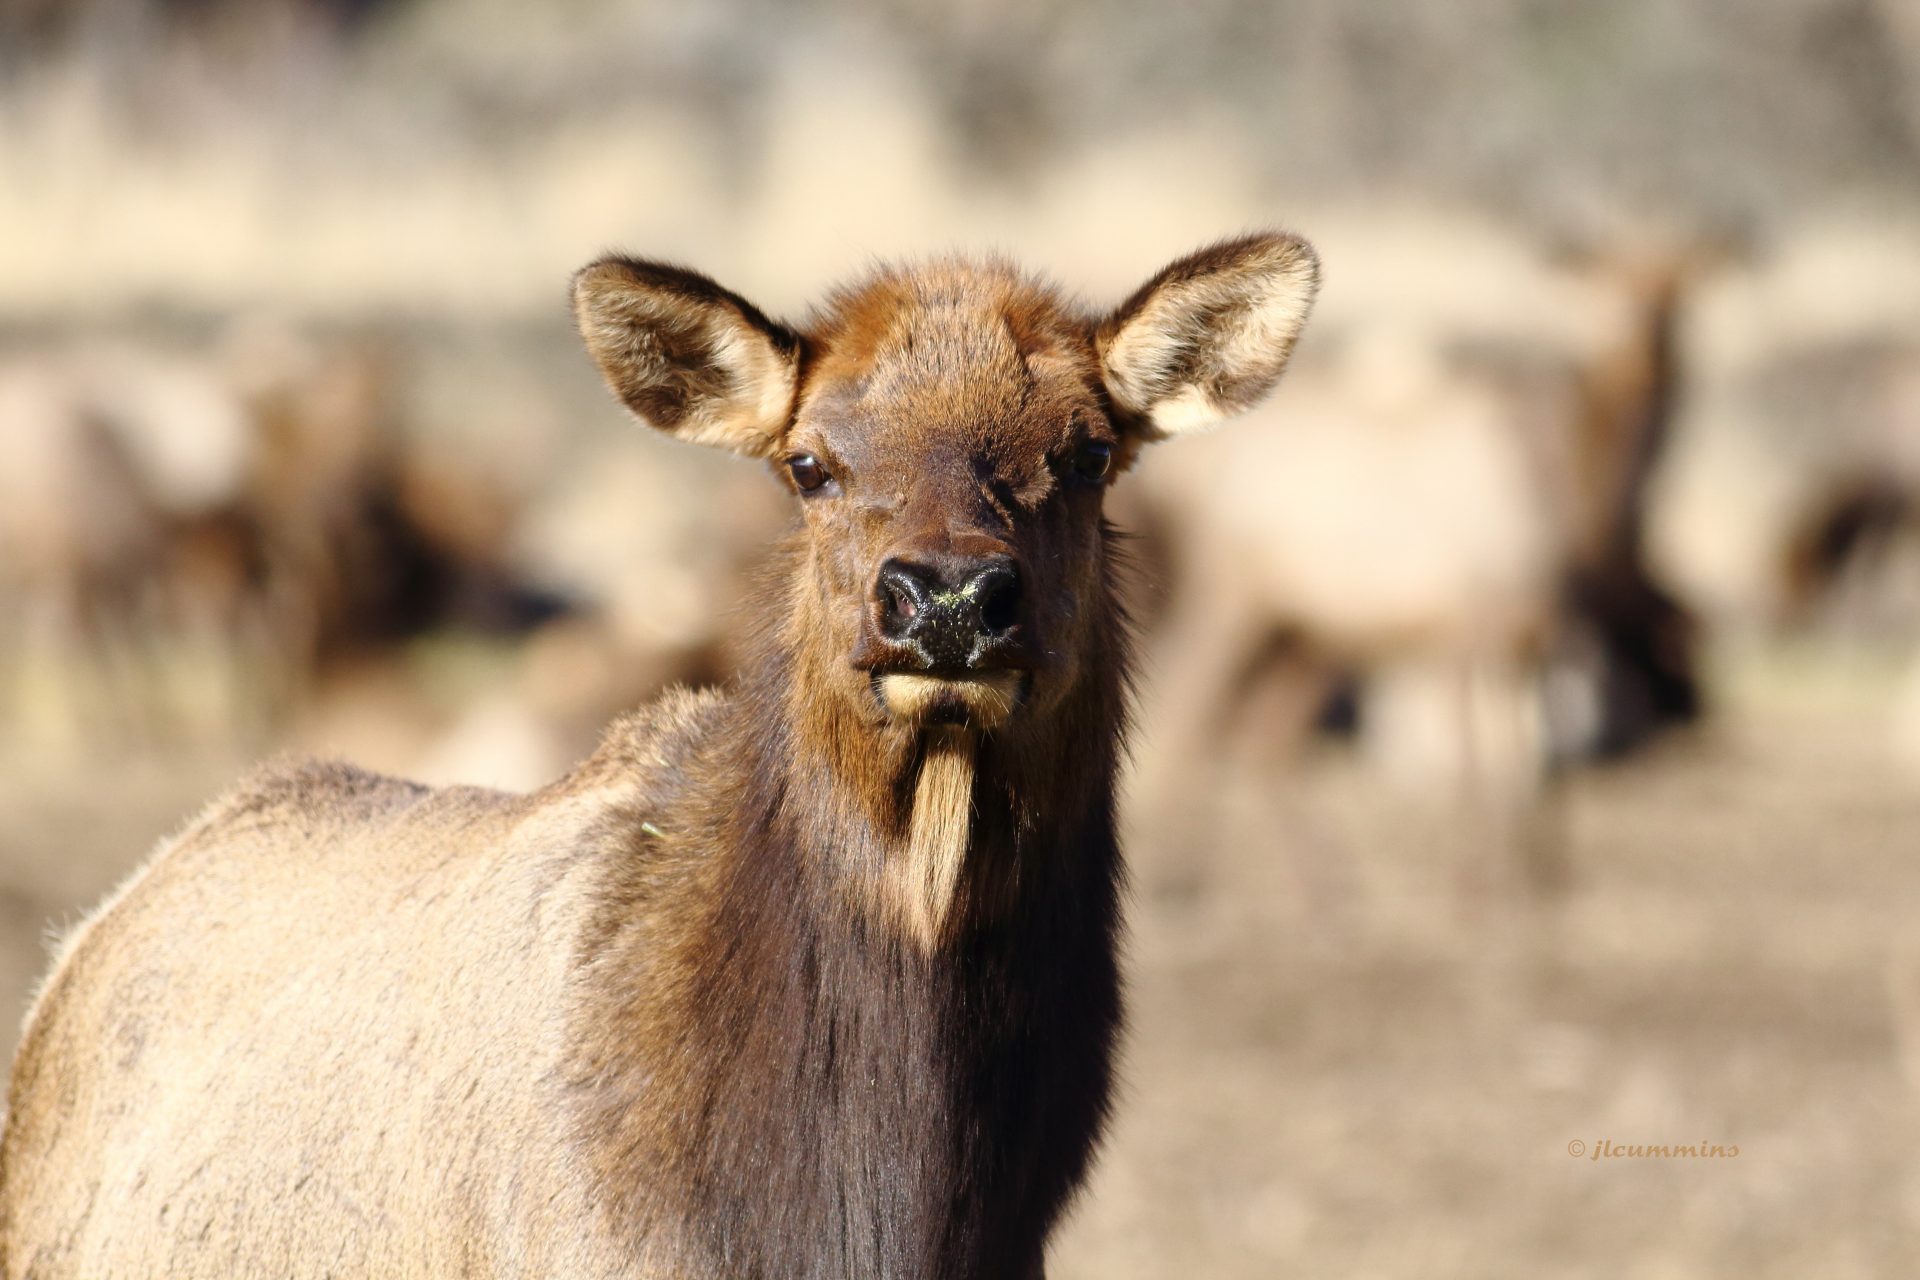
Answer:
[568,533,1132,1280]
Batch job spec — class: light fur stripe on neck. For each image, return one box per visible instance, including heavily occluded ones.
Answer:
[891,726,976,951]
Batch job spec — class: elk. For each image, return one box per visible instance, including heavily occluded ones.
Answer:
[0,233,1319,1278]
[0,327,543,748]
[1132,242,1700,817]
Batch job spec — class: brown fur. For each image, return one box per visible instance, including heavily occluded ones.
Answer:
[1555,252,1702,753]
[0,234,1317,1278]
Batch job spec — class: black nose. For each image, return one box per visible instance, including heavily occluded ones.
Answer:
[875,556,1023,669]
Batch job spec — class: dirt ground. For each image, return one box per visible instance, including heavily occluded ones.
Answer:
[1,645,1916,1277]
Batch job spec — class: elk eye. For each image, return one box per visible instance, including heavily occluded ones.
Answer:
[787,453,831,493]
[1071,440,1113,482]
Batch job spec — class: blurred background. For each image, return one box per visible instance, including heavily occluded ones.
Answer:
[3,0,1919,1274]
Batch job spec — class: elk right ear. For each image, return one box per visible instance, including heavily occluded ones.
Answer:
[573,257,802,458]
[1097,232,1319,440]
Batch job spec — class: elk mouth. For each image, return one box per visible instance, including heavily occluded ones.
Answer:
[871,669,1029,730]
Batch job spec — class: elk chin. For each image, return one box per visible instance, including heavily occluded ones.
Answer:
[876,672,1023,731]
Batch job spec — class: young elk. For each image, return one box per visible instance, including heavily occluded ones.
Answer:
[0,235,1317,1278]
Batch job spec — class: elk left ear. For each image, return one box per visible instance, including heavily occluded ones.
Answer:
[1097,232,1319,439]
[573,256,802,458]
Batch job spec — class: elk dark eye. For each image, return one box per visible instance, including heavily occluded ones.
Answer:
[1071,440,1113,482]
[787,454,831,493]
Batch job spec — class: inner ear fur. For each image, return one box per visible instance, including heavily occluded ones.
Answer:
[573,256,803,457]
[1097,232,1320,439]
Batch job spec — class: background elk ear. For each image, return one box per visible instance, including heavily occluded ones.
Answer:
[573,256,802,457]
[1097,232,1320,440]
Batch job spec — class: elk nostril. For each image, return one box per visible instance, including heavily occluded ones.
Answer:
[876,562,931,637]
[972,566,1022,636]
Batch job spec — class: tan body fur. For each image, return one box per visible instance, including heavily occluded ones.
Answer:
[2,695,714,1276]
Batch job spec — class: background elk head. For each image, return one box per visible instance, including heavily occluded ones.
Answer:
[572,235,1320,743]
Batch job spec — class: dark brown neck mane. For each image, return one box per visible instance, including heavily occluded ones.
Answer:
[567,531,1132,1280]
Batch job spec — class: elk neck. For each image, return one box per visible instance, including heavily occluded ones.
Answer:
[571,534,1133,1278]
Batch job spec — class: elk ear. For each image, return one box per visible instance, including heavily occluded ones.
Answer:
[573,256,802,457]
[1097,233,1319,439]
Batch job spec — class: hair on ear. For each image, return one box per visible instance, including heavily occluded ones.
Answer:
[1097,232,1319,439]
[573,256,803,458]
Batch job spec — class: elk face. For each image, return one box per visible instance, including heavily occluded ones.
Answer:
[574,236,1318,733]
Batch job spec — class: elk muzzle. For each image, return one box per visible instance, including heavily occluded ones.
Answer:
[875,556,1023,669]
[863,554,1030,729]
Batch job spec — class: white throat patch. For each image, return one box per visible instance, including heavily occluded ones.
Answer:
[889,726,977,951]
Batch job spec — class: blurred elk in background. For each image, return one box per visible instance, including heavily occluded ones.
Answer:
[0,324,556,747]
[1129,225,1703,889]
[1653,225,1920,769]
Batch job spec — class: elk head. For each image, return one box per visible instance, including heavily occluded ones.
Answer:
[573,235,1318,741]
